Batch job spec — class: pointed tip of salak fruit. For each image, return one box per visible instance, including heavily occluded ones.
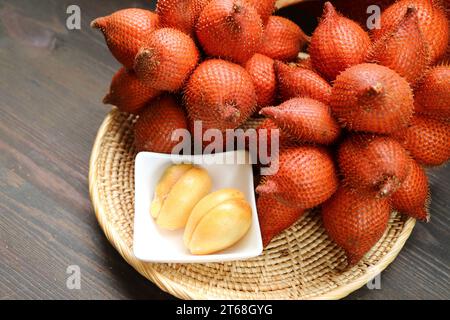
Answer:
[322,2,337,20]
[90,17,107,29]
[259,106,279,119]
[102,93,113,105]
[255,179,278,195]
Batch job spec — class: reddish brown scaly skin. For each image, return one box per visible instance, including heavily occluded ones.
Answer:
[91,9,159,70]
[338,134,412,197]
[257,195,306,247]
[196,0,264,64]
[393,115,450,166]
[103,68,161,114]
[331,63,414,134]
[322,186,391,266]
[371,0,449,63]
[184,59,257,131]
[366,7,431,86]
[248,119,297,165]
[275,61,331,104]
[309,2,371,81]
[260,97,341,145]
[258,16,310,61]
[134,28,200,92]
[156,0,210,36]
[414,64,450,118]
[245,0,276,24]
[256,146,339,209]
[134,95,188,153]
[245,54,276,108]
[391,159,430,221]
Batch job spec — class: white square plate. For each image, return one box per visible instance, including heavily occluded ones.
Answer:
[133,150,263,263]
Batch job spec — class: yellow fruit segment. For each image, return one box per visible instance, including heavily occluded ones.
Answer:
[156,166,212,230]
[183,188,245,247]
[150,164,193,219]
[187,198,252,255]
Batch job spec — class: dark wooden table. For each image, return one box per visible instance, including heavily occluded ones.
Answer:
[0,0,449,300]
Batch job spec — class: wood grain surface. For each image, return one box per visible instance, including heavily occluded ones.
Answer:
[0,0,449,300]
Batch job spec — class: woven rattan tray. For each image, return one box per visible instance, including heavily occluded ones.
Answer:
[89,108,416,299]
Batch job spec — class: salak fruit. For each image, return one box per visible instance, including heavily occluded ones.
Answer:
[322,186,390,266]
[366,6,430,86]
[156,0,210,36]
[256,146,339,209]
[275,61,331,104]
[246,0,276,23]
[371,0,449,63]
[260,97,341,145]
[414,64,450,118]
[391,159,430,221]
[196,0,264,64]
[103,67,161,114]
[309,2,371,81]
[184,59,257,131]
[134,95,188,153]
[91,9,159,69]
[258,16,309,61]
[257,195,306,247]
[134,28,199,91]
[245,54,276,108]
[393,115,450,166]
[331,63,414,134]
[338,134,412,197]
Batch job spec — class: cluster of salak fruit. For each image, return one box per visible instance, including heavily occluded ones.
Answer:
[92,0,450,266]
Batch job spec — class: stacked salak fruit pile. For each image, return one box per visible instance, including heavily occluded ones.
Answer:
[92,0,450,266]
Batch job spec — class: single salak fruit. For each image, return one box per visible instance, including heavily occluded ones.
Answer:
[309,2,371,81]
[184,59,257,131]
[103,67,161,114]
[196,0,264,64]
[134,95,188,153]
[256,146,339,209]
[338,134,412,197]
[260,97,341,145]
[331,63,414,134]
[414,64,450,118]
[156,0,210,36]
[366,7,430,86]
[371,0,449,63]
[245,54,276,108]
[391,159,430,221]
[275,61,331,104]
[393,115,450,166]
[258,16,309,61]
[91,9,159,69]
[246,0,276,23]
[256,195,306,247]
[134,28,199,91]
[322,186,390,266]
